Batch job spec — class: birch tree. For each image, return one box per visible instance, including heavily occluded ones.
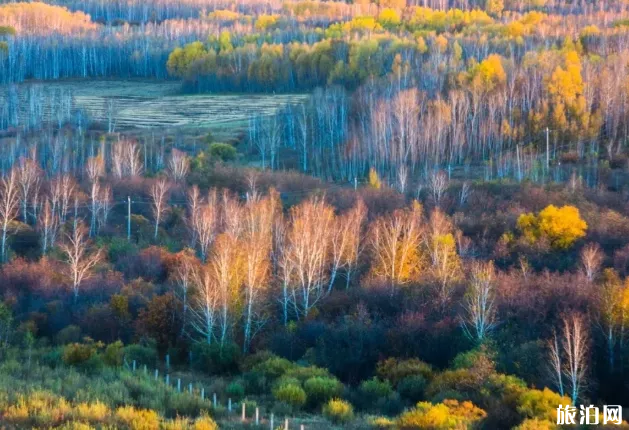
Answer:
[0,169,19,262]
[16,157,41,224]
[168,149,190,182]
[60,223,102,300]
[241,191,276,352]
[190,263,218,345]
[369,202,423,293]
[580,243,603,283]
[286,197,334,319]
[38,198,58,255]
[461,261,498,342]
[150,178,170,239]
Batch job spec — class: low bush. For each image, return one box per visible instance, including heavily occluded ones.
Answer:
[284,365,331,382]
[322,398,354,424]
[272,384,307,410]
[359,377,393,403]
[377,358,433,386]
[56,326,82,345]
[115,405,160,430]
[303,376,343,407]
[252,355,296,380]
[123,344,158,367]
[73,401,110,422]
[225,381,245,401]
[63,343,97,366]
[193,413,219,430]
[103,341,124,367]
[190,342,240,375]
[397,375,427,403]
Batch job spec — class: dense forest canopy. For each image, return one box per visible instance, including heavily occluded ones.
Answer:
[1,0,629,429]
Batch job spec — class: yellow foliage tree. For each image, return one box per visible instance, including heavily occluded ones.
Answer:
[369,204,425,291]
[467,54,506,92]
[517,205,587,249]
[378,8,401,29]
[485,0,504,16]
[369,167,382,189]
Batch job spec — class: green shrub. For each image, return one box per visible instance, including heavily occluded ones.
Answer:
[273,376,301,391]
[241,350,276,371]
[103,341,124,367]
[359,378,393,403]
[377,358,433,386]
[41,348,64,368]
[123,344,158,367]
[56,326,82,345]
[0,26,16,36]
[191,342,240,375]
[225,381,245,401]
[63,343,96,366]
[303,377,343,407]
[322,398,354,423]
[209,143,237,162]
[452,347,495,371]
[397,375,427,403]
[271,401,293,417]
[272,384,307,409]
[284,365,331,382]
[166,393,209,418]
[252,356,296,380]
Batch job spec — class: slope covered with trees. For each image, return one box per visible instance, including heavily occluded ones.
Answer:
[2,0,629,429]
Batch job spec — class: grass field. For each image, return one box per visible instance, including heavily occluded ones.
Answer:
[6,79,308,138]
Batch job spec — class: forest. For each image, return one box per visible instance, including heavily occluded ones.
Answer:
[1,0,629,429]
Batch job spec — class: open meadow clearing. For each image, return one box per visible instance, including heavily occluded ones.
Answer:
[2,79,308,135]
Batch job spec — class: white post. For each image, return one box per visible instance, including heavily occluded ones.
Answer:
[127,196,131,241]
[177,378,181,392]
[241,402,246,421]
[546,126,550,169]
[154,369,158,380]
[143,364,147,375]
[189,383,193,394]
[132,360,136,371]
[270,413,274,430]
[213,393,217,407]
[165,374,169,385]
[228,398,232,412]
[255,407,259,425]
[201,388,205,400]
[284,418,289,430]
